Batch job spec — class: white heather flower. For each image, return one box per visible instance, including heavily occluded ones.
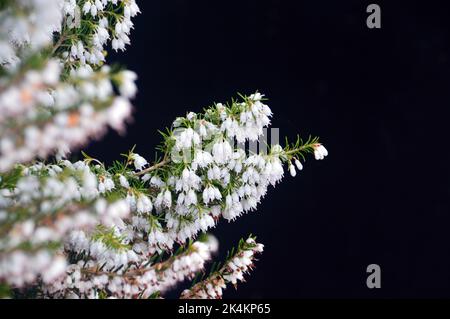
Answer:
[263,158,284,186]
[207,165,221,181]
[98,177,114,193]
[82,2,91,14]
[196,215,215,232]
[289,164,296,177]
[186,189,197,206]
[212,139,233,164]
[128,0,141,16]
[198,123,207,137]
[118,70,137,98]
[150,176,164,188]
[112,38,123,51]
[107,97,132,132]
[41,60,61,85]
[295,159,303,171]
[132,153,148,171]
[193,150,213,170]
[119,175,130,189]
[255,243,264,253]
[177,168,201,192]
[313,144,328,160]
[42,255,67,284]
[94,0,103,11]
[115,21,122,34]
[136,194,153,213]
[203,185,222,205]
[163,190,172,208]
[175,128,201,150]
[90,4,98,16]
[249,92,262,101]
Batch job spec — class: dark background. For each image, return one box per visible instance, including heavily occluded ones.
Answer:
[85,0,450,298]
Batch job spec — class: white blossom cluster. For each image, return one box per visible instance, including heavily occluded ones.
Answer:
[180,237,264,299]
[0,0,139,174]
[44,235,218,298]
[0,91,326,298]
[0,1,328,299]
[60,0,140,66]
[90,95,283,257]
[0,161,130,288]
[314,143,329,160]
[20,92,326,298]
[0,0,141,295]
[135,93,328,246]
[222,238,264,285]
[0,61,136,172]
[0,0,64,67]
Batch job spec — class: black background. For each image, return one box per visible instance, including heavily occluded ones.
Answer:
[85,0,450,298]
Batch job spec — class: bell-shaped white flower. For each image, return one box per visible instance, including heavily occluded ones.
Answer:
[132,153,147,171]
[313,144,328,160]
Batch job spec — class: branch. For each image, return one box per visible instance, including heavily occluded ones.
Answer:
[135,158,170,176]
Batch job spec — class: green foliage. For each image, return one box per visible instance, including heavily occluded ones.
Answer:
[0,166,23,190]
[147,291,161,299]
[0,283,11,298]
[0,0,10,10]
[91,225,130,251]
[281,135,321,161]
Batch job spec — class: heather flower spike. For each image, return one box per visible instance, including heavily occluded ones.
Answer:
[0,1,327,299]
